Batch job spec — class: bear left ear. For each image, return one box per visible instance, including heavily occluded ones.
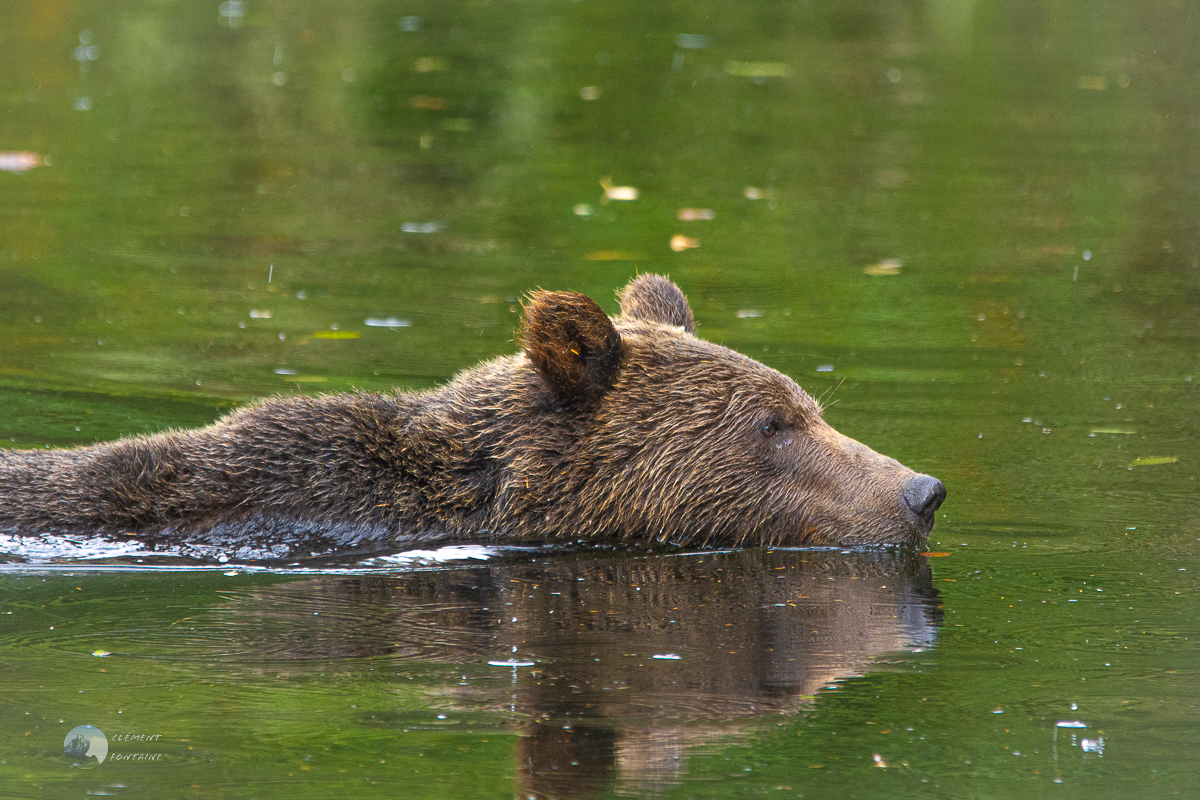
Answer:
[520,290,623,402]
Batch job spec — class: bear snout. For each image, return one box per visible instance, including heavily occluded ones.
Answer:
[902,474,946,529]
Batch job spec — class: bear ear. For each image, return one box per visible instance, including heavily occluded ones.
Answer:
[520,290,623,402]
[617,274,695,333]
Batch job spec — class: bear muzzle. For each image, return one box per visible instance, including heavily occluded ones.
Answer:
[902,473,947,533]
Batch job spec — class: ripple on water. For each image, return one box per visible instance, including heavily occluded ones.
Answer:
[0,532,508,574]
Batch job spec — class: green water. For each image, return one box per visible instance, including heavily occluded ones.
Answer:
[1,0,1198,797]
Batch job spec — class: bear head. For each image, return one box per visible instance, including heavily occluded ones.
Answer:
[502,274,945,548]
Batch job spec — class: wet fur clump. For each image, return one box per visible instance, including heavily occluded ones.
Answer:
[0,276,944,553]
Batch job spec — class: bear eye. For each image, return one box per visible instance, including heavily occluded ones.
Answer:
[759,420,778,438]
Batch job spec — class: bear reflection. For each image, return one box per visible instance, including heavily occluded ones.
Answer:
[207,549,941,797]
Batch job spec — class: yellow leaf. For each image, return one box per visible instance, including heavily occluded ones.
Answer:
[1129,456,1177,467]
[725,61,793,78]
[585,250,642,261]
[864,259,902,276]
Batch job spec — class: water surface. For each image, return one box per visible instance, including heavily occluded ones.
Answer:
[1,1,1198,797]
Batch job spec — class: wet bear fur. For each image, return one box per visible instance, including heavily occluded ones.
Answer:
[0,276,944,552]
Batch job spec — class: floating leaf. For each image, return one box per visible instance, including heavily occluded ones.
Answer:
[864,259,902,276]
[311,331,359,339]
[1090,427,1136,435]
[675,34,710,49]
[919,552,952,557]
[1129,456,1177,467]
[725,61,793,78]
[0,152,42,172]
[402,221,444,233]
[585,250,641,261]
[414,56,447,72]
[670,235,700,252]
[600,177,638,201]
[409,95,446,110]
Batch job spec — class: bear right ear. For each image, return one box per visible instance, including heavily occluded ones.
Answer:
[617,274,695,333]
[520,290,623,403]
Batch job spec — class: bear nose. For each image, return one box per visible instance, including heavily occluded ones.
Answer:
[903,474,946,520]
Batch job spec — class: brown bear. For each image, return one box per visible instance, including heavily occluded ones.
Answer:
[0,275,944,555]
